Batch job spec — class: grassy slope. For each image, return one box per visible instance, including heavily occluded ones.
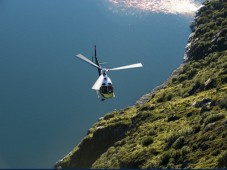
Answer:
[55,0,227,168]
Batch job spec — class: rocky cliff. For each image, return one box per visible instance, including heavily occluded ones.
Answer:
[55,0,227,168]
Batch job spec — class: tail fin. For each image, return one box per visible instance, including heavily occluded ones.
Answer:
[94,45,101,76]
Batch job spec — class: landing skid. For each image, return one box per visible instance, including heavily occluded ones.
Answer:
[96,90,106,101]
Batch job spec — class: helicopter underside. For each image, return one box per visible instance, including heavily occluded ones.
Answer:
[96,90,115,100]
[101,91,114,98]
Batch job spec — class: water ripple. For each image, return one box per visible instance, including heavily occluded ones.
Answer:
[107,0,202,16]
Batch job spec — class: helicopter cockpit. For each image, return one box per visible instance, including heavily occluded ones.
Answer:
[100,77,114,98]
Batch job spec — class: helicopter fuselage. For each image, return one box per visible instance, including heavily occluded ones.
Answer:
[98,69,114,100]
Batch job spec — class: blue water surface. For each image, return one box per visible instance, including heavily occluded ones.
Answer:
[0,0,197,168]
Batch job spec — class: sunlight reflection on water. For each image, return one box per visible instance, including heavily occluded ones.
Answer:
[107,0,202,15]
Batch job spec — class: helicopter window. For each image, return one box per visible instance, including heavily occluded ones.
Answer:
[102,83,105,85]
[100,85,113,94]
[108,83,112,85]
[108,86,113,93]
[100,86,108,93]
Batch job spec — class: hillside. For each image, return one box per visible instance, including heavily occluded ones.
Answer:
[55,0,227,168]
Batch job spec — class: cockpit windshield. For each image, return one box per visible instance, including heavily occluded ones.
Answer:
[100,85,113,94]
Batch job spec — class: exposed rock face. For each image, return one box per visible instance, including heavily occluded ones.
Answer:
[55,0,227,169]
[55,122,130,168]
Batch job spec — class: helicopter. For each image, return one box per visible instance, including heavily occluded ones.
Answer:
[76,46,143,101]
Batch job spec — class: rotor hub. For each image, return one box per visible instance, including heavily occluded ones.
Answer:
[101,68,108,77]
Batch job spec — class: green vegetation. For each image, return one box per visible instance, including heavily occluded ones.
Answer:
[187,0,227,60]
[203,113,225,125]
[217,150,227,168]
[142,136,153,146]
[55,0,227,169]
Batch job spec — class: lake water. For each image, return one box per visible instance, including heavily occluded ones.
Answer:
[0,0,203,168]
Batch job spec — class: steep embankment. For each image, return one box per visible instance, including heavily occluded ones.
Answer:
[55,0,227,168]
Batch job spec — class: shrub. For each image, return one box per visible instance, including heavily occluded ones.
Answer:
[217,150,227,168]
[180,146,191,156]
[171,77,177,83]
[167,115,180,122]
[188,81,204,95]
[178,74,187,82]
[172,136,185,149]
[139,104,155,111]
[192,124,201,134]
[104,113,115,120]
[157,92,174,103]
[187,69,197,79]
[204,113,225,125]
[165,133,179,149]
[218,97,227,109]
[142,136,153,146]
[221,75,227,83]
[192,62,201,69]
[156,92,167,103]
[166,93,173,101]
[159,152,171,166]
[148,130,156,136]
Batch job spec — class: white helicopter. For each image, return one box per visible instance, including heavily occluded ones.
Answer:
[76,46,143,101]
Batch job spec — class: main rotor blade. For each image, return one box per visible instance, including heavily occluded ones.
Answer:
[92,75,104,90]
[108,63,143,71]
[76,54,102,69]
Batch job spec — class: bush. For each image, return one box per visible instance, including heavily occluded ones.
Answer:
[157,92,174,103]
[218,97,227,109]
[204,113,225,125]
[171,77,177,83]
[192,124,201,134]
[165,133,179,149]
[159,152,170,166]
[187,69,198,79]
[178,74,187,82]
[104,113,115,120]
[142,136,153,146]
[166,93,173,101]
[157,95,165,103]
[217,150,227,168]
[172,136,185,149]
